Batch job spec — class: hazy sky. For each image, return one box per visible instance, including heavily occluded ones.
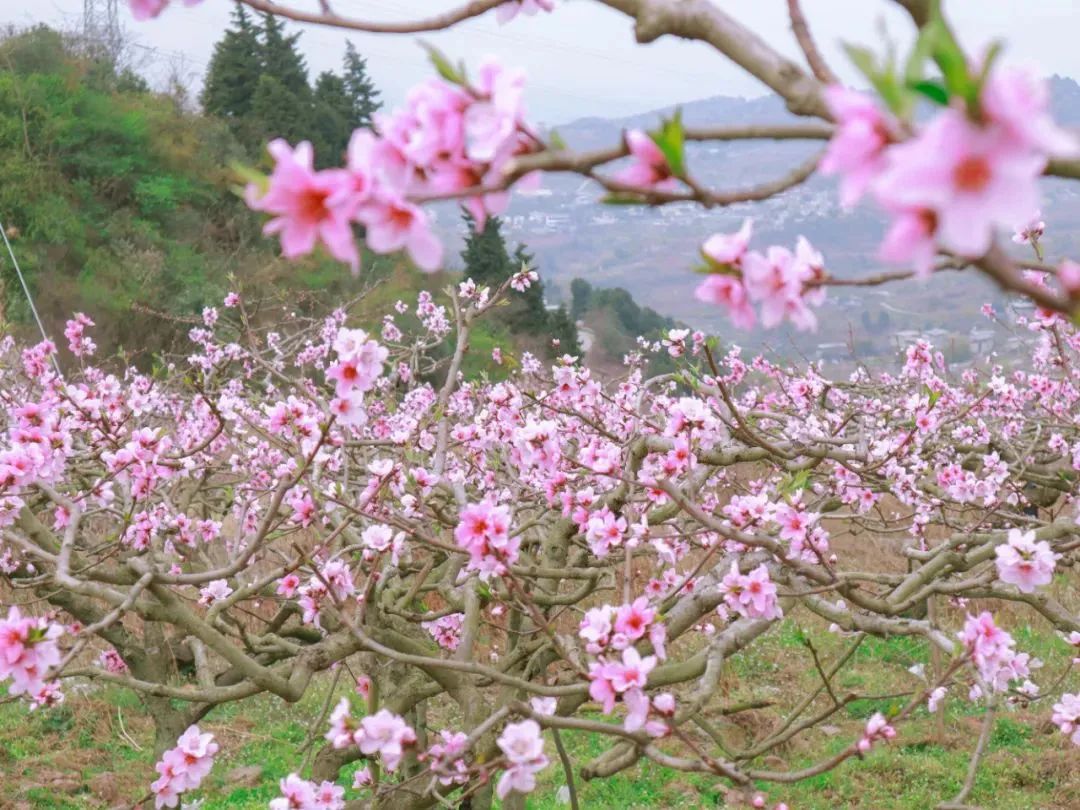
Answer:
[6,0,1080,124]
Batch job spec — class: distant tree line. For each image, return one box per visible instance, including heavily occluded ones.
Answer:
[570,277,677,336]
[201,4,380,165]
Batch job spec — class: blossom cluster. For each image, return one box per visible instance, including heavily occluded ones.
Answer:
[857,712,897,754]
[993,528,1059,593]
[1051,693,1080,746]
[0,606,63,708]
[326,701,417,772]
[959,612,1037,698]
[423,612,465,651]
[63,313,96,358]
[495,719,550,798]
[150,725,219,809]
[269,774,345,810]
[718,562,782,621]
[453,499,518,579]
[822,69,1078,277]
[247,55,539,273]
[693,219,827,331]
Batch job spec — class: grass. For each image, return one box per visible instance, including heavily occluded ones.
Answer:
[1,618,1077,809]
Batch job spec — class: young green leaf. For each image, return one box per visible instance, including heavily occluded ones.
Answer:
[649,110,686,178]
[908,79,950,106]
[421,42,465,85]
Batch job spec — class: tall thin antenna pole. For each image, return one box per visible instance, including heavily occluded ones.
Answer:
[83,0,123,60]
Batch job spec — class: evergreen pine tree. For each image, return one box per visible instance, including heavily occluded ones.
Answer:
[200,3,262,121]
[511,243,550,334]
[460,211,513,288]
[311,71,353,167]
[548,305,582,357]
[259,13,310,99]
[250,74,309,144]
[342,41,381,128]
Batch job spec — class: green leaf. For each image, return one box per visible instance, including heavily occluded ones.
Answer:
[648,109,686,178]
[781,469,811,496]
[421,42,464,85]
[842,42,907,116]
[844,43,879,84]
[972,40,1004,101]
[601,192,648,205]
[547,129,567,151]
[904,22,936,85]
[229,161,267,198]
[920,3,974,106]
[908,79,950,106]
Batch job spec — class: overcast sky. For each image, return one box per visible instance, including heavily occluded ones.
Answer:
[6,1,1080,124]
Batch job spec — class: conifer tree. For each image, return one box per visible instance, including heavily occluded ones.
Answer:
[548,305,582,357]
[250,74,308,144]
[200,4,261,121]
[259,13,310,99]
[569,278,592,321]
[342,41,381,129]
[460,211,513,288]
[311,71,353,166]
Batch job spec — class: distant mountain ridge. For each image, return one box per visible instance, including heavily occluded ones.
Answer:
[467,75,1080,355]
[557,75,1080,144]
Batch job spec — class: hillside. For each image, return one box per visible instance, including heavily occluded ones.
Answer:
[447,77,1080,363]
[0,27,687,378]
[0,30,466,366]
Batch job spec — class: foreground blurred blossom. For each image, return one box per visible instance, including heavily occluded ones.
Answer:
[1051,693,1080,746]
[496,0,556,25]
[247,140,359,271]
[0,606,63,700]
[615,130,678,191]
[874,109,1043,259]
[820,86,893,207]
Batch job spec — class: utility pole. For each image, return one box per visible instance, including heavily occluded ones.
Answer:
[82,0,123,59]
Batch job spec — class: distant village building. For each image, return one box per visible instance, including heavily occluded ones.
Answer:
[893,330,920,351]
[968,328,995,356]
[816,342,848,362]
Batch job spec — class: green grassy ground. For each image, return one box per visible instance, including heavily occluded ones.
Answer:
[1,617,1076,809]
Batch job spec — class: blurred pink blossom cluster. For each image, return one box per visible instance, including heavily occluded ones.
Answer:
[423,612,465,651]
[495,719,549,798]
[994,528,1059,593]
[0,606,63,708]
[269,773,345,810]
[150,725,219,809]
[822,69,1078,277]
[247,56,539,273]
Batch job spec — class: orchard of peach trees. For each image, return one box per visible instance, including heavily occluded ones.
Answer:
[1,1,1078,809]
